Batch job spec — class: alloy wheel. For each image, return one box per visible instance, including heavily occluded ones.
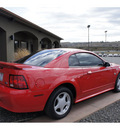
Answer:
[117,76,120,90]
[54,92,71,115]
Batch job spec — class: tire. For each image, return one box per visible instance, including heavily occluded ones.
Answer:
[45,87,73,119]
[114,73,120,92]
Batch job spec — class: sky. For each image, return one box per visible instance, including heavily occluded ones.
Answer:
[1,0,120,42]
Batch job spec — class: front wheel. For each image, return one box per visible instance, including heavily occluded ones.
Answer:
[114,73,120,92]
[45,87,73,119]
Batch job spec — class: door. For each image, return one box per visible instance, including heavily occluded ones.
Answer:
[75,53,114,97]
[30,44,33,53]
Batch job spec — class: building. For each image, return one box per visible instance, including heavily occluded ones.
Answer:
[0,8,63,62]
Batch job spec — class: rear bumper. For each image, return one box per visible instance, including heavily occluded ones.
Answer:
[0,84,49,113]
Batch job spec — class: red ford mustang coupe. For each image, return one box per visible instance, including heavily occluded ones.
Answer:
[0,48,120,119]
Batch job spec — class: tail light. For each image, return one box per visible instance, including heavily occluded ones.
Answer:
[9,75,28,89]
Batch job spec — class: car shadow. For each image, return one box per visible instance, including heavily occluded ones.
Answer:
[0,107,44,122]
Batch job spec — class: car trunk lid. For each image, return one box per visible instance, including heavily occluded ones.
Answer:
[0,61,32,87]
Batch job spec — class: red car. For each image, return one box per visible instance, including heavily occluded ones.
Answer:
[0,48,120,119]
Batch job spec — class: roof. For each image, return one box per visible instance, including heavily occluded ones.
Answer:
[50,48,88,52]
[0,7,63,40]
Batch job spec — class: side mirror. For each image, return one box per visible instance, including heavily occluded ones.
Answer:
[104,62,110,67]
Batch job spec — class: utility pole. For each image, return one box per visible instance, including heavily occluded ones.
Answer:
[105,30,107,42]
[87,25,90,50]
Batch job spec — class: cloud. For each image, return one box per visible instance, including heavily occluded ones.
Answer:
[5,7,120,42]
[91,7,120,25]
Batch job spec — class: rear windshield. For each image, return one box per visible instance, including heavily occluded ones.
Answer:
[15,49,66,67]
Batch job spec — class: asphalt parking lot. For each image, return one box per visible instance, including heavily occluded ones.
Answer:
[103,57,120,65]
[0,57,120,122]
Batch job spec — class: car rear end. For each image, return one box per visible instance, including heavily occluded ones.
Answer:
[0,62,46,113]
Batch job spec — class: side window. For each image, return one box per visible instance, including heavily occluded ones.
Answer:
[69,54,80,67]
[76,53,104,66]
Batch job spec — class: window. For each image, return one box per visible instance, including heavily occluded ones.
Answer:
[76,53,104,66]
[15,49,66,67]
[20,41,28,49]
[69,54,80,66]
[14,41,19,52]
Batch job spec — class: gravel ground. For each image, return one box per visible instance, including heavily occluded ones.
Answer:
[79,99,120,122]
[0,108,43,122]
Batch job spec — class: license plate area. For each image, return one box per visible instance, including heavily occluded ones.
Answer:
[0,72,3,81]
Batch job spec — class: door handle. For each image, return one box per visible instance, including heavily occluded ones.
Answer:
[87,71,92,74]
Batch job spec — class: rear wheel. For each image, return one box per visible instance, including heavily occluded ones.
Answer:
[45,87,73,119]
[114,73,120,92]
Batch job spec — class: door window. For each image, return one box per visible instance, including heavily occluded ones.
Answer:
[69,54,80,66]
[69,53,104,67]
[76,53,104,66]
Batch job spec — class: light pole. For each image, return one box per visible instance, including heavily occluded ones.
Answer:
[105,30,107,42]
[87,25,90,50]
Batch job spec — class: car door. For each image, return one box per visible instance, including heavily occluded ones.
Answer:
[75,52,114,97]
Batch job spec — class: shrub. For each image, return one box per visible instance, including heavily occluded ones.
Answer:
[15,48,30,60]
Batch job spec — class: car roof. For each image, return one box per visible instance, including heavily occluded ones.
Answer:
[49,48,89,53]
[44,48,95,68]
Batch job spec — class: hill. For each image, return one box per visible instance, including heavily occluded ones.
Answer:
[60,41,120,51]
